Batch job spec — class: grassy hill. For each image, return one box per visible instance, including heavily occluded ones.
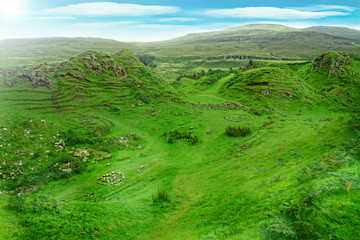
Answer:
[1,24,359,71]
[0,50,359,240]
[136,24,360,59]
[305,26,360,41]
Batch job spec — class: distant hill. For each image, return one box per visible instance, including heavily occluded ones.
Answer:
[0,37,135,68]
[136,24,360,59]
[1,24,359,68]
[304,26,360,41]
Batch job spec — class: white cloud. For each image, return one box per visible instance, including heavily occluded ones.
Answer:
[26,16,75,20]
[73,21,137,28]
[204,7,352,19]
[42,2,180,17]
[159,17,201,22]
[291,5,356,12]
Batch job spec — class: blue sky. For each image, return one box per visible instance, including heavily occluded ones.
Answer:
[0,0,359,41]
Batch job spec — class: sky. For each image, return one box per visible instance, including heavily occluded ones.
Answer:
[0,0,359,42]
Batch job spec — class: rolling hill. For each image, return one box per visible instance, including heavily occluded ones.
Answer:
[1,24,360,70]
[0,49,359,239]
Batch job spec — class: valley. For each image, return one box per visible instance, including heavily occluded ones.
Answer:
[0,25,359,239]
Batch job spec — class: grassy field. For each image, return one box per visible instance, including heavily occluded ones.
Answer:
[0,50,359,239]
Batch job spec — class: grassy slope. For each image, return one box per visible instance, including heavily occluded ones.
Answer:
[0,51,359,239]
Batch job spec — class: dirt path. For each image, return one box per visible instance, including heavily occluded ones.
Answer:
[52,80,63,114]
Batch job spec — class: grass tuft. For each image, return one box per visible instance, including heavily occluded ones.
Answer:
[226,126,251,137]
[152,189,170,203]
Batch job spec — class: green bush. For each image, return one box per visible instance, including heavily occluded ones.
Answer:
[226,126,251,137]
[201,70,228,85]
[163,130,199,144]
[61,129,104,147]
[191,135,199,144]
[134,92,150,104]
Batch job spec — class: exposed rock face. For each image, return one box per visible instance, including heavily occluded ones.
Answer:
[0,70,51,89]
[16,71,52,89]
[103,60,126,78]
[62,52,127,79]
[0,71,14,87]
[312,53,353,77]
[329,56,353,77]
[83,54,103,75]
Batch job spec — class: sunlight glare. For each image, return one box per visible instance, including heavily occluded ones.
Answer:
[0,0,23,17]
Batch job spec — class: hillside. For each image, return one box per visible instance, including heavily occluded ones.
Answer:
[0,50,359,239]
[0,49,172,115]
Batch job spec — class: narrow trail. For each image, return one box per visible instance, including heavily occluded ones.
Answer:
[52,80,63,114]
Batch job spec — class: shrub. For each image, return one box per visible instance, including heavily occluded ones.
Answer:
[6,196,26,212]
[226,126,251,137]
[134,92,150,104]
[191,135,199,144]
[163,130,199,144]
[201,70,228,85]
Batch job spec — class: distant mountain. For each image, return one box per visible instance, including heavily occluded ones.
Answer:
[1,24,359,68]
[304,26,360,41]
[136,24,360,59]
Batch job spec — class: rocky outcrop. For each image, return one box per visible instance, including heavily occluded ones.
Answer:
[83,53,103,75]
[329,56,353,77]
[312,52,353,77]
[0,69,52,89]
[62,52,127,79]
[103,60,126,78]
[16,71,52,89]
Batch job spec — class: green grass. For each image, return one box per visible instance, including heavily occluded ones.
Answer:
[0,50,359,239]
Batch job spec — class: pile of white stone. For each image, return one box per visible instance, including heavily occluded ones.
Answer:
[54,139,65,151]
[96,171,125,185]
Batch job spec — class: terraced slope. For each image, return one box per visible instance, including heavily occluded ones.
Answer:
[0,49,172,115]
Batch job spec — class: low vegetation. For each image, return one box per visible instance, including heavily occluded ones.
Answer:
[225,126,251,137]
[162,130,199,144]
